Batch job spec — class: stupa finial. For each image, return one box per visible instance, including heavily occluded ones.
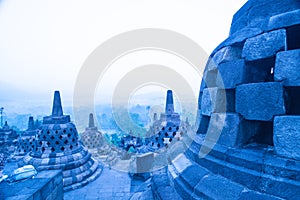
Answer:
[28,116,34,130]
[89,113,95,128]
[52,91,63,117]
[165,90,174,114]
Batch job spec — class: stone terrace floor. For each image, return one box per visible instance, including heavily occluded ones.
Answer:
[64,166,154,200]
[2,161,154,200]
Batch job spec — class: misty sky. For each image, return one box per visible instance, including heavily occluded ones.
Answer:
[0,0,247,110]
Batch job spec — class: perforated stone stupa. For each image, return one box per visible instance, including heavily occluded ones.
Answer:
[145,90,192,152]
[152,0,300,199]
[19,91,103,191]
[81,113,103,149]
[15,116,38,157]
[81,113,118,167]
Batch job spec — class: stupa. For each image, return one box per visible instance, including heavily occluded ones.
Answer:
[152,0,300,199]
[15,116,38,157]
[0,121,18,145]
[81,113,103,149]
[160,90,180,126]
[81,113,118,167]
[19,91,103,191]
[146,90,188,151]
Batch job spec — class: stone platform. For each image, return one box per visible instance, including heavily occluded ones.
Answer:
[0,169,63,200]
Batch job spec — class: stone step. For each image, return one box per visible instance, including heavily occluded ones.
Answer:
[167,154,283,200]
[188,135,300,180]
[184,138,300,199]
[63,158,99,187]
[63,163,103,192]
[151,168,182,200]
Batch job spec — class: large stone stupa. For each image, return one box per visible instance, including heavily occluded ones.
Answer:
[152,0,300,199]
[19,91,103,191]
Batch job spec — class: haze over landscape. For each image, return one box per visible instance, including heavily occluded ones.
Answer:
[0,0,247,130]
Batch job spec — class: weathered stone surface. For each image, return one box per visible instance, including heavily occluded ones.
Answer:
[182,165,209,187]
[236,82,285,121]
[274,116,300,160]
[230,0,300,35]
[209,46,242,70]
[216,59,247,89]
[274,49,300,86]
[199,79,207,93]
[207,113,243,147]
[240,191,283,200]
[136,152,154,173]
[242,29,286,61]
[213,28,263,55]
[201,88,234,116]
[202,69,217,88]
[0,170,63,200]
[194,174,244,200]
[268,9,300,31]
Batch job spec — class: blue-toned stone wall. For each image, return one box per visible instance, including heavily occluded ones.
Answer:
[198,0,300,156]
[0,170,63,200]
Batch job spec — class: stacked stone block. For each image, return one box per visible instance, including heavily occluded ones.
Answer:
[155,1,300,200]
[198,1,300,153]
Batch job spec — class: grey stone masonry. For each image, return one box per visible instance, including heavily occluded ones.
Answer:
[236,82,285,121]
[208,46,242,71]
[242,29,286,61]
[274,116,300,160]
[268,9,300,31]
[201,88,227,116]
[207,113,243,147]
[216,59,247,89]
[274,49,300,86]
[230,0,300,35]
[0,170,63,200]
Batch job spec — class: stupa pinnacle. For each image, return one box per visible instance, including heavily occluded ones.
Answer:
[52,91,63,117]
[88,113,95,128]
[165,90,174,114]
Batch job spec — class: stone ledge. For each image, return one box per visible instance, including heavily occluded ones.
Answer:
[0,170,63,200]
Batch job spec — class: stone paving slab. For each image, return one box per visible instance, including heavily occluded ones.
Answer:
[64,167,153,200]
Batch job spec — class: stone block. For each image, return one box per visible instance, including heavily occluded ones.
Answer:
[136,152,154,173]
[274,49,300,86]
[236,82,285,121]
[180,165,209,189]
[194,174,244,200]
[240,190,283,200]
[242,29,286,61]
[268,9,300,31]
[198,93,203,109]
[229,1,252,35]
[216,59,247,89]
[213,28,263,56]
[210,46,242,69]
[201,88,234,116]
[199,79,207,93]
[274,116,300,160]
[202,69,217,88]
[206,113,243,147]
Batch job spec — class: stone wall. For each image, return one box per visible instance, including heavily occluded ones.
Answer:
[198,0,300,156]
[0,170,63,200]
